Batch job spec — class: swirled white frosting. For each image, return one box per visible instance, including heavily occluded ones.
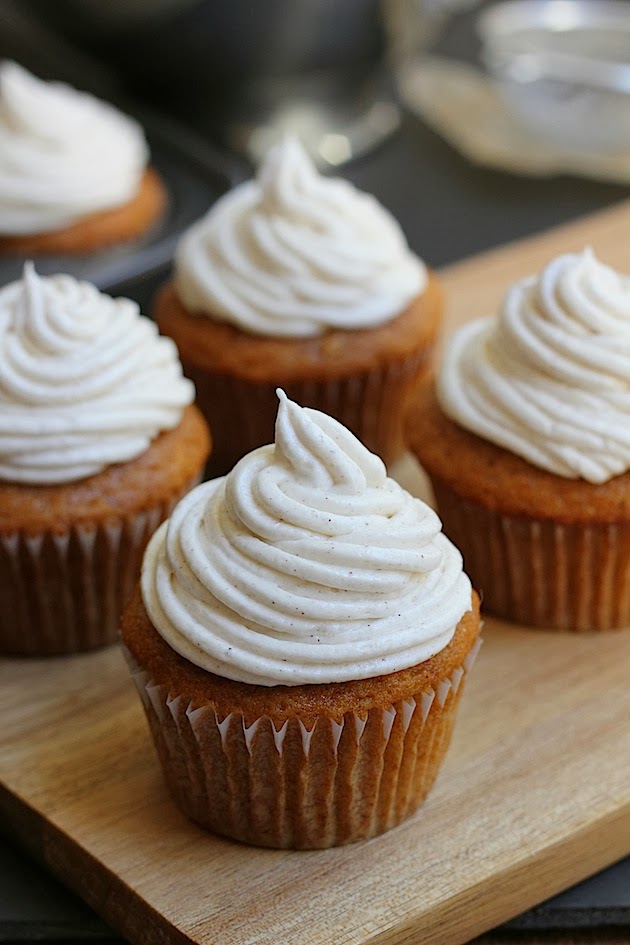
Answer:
[174,137,426,338]
[0,61,148,235]
[142,390,471,686]
[438,249,630,484]
[0,264,194,484]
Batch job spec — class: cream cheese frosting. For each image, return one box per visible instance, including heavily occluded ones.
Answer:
[142,390,471,686]
[0,264,194,484]
[174,137,426,338]
[438,248,630,484]
[0,61,148,235]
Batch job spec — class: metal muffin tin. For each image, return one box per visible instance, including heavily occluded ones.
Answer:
[0,109,246,308]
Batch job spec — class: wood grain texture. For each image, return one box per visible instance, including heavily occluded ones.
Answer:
[2,199,630,945]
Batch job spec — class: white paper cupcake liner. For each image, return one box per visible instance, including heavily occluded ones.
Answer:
[190,348,433,477]
[434,483,630,631]
[124,637,482,849]
[0,478,200,656]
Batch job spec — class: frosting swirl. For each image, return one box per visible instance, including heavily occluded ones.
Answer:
[174,137,426,338]
[0,264,194,484]
[142,391,471,686]
[438,249,630,484]
[0,61,148,235]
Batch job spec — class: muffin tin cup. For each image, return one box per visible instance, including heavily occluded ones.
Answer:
[190,350,434,478]
[432,479,630,631]
[123,637,482,850]
[0,476,201,657]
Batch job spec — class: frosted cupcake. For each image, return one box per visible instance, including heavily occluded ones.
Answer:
[122,391,480,849]
[0,61,165,255]
[153,137,442,474]
[409,248,630,631]
[0,264,210,655]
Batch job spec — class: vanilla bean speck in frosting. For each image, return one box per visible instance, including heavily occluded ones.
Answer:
[141,390,471,686]
[438,249,630,484]
[0,61,148,235]
[0,264,194,484]
[174,137,426,338]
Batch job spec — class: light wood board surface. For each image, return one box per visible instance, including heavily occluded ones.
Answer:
[2,200,630,945]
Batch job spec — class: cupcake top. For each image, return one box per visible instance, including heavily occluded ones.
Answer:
[174,137,426,338]
[0,61,148,235]
[0,264,194,484]
[141,390,471,687]
[438,249,630,484]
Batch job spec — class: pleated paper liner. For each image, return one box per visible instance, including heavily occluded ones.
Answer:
[0,478,200,657]
[190,350,433,478]
[433,480,630,631]
[123,634,482,851]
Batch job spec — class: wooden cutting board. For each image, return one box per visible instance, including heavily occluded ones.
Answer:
[2,200,630,945]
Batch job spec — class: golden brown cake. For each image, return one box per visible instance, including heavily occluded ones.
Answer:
[409,250,630,631]
[122,392,480,848]
[0,266,210,655]
[0,406,210,655]
[154,274,442,474]
[0,62,165,255]
[122,586,480,849]
[0,168,166,256]
[409,389,630,630]
[155,137,442,475]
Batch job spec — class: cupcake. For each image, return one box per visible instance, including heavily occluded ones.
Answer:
[409,248,630,631]
[153,136,442,475]
[0,61,165,255]
[0,264,210,656]
[121,390,480,850]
